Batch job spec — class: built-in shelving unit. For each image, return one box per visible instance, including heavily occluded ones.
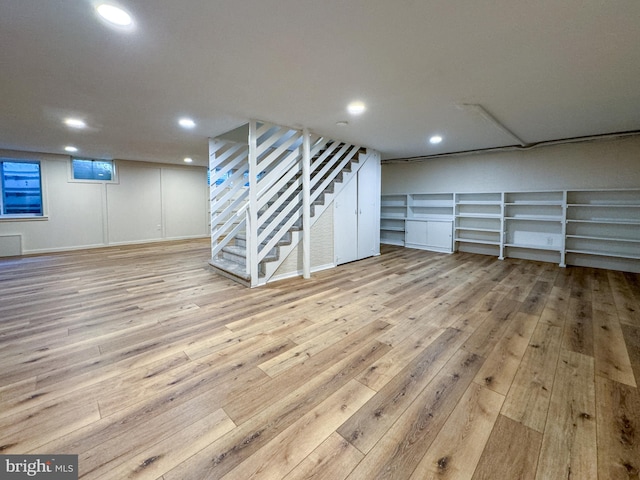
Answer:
[380,194,408,246]
[565,190,640,272]
[380,194,454,252]
[382,189,640,273]
[503,191,566,266]
[454,192,503,258]
[408,193,453,219]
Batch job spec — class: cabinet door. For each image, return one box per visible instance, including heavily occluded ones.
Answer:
[334,175,358,265]
[357,155,381,258]
[405,220,428,246]
[427,221,453,250]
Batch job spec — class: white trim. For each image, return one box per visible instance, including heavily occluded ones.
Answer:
[0,215,49,222]
[17,234,209,255]
[302,127,311,279]
[67,158,119,184]
[266,262,336,284]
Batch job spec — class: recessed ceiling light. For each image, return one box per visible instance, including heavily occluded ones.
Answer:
[429,135,443,144]
[64,146,78,153]
[96,4,133,27]
[336,121,349,126]
[183,157,193,163]
[64,118,86,129]
[347,101,366,115]
[178,118,196,129]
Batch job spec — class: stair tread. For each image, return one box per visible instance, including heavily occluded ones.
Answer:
[221,245,279,263]
[209,257,251,281]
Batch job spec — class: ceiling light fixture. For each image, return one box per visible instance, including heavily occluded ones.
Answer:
[183,157,193,163]
[336,121,349,126]
[64,118,86,129]
[178,118,196,129]
[96,4,133,27]
[429,135,443,145]
[347,101,366,115]
[64,146,78,153]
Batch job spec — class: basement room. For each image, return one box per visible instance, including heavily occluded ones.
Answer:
[0,1,638,479]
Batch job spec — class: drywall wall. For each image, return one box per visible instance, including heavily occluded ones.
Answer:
[107,162,163,244]
[382,135,640,194]
[0,151,208,255]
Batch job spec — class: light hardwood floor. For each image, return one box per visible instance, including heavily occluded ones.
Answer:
[1,239,638,479]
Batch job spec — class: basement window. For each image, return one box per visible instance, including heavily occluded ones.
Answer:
[71,158,115,181]
[0,160,43,216]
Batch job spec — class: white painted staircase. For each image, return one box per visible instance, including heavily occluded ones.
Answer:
[209,120,368,287]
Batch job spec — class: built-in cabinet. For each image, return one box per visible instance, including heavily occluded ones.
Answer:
[381,189,640,273]
[380,193,453,253]
[335,154,381,265]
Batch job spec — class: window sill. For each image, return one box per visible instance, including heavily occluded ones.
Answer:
[0,215,49,222]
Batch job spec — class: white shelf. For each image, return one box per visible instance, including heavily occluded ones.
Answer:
[456,192,502,203]
[569,204,640,208]
[505,216,563,222]
[566,249,640,260]
[455,227,501,233]
[505,243,562,252]
[381,226,406,232]
[456,213,501,218]
[505,191,564,204]
[381,238,405,246]
[567,234,640,244]
[568,189,640,205]
[566,218,640,226]
[384,188,640,273]
[455,238,501,246]
[504,201,563,206]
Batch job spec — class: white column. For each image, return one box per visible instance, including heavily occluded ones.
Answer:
[302,128,311,279]
[248,121,259,286]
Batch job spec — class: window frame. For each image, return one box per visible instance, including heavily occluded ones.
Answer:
[69,158,118,184]
[0,158,45,219]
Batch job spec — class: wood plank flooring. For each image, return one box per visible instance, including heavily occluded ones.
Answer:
[0,239,639,479]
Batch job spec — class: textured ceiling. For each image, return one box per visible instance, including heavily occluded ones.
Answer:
[1,0,639,166]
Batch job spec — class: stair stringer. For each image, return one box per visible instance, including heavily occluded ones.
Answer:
[256,150,370,286]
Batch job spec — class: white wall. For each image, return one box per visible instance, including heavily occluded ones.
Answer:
[382,135,640,194]
[273,206,334,278]
[0,151,209,255]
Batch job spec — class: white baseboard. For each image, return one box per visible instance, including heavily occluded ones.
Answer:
[267,262,336,283]
[19,235,209,256]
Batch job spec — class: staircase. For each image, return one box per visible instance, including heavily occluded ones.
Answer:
[208,120,367,287]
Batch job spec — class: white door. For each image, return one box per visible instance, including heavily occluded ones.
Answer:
[427,221,453,250]
[405,220,428,247]
[334,175,358,265]
[357,155,381,258]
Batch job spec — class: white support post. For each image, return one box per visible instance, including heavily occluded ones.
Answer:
[248,120,259,287]
[302,128,311,279]
[208,138,216,259]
